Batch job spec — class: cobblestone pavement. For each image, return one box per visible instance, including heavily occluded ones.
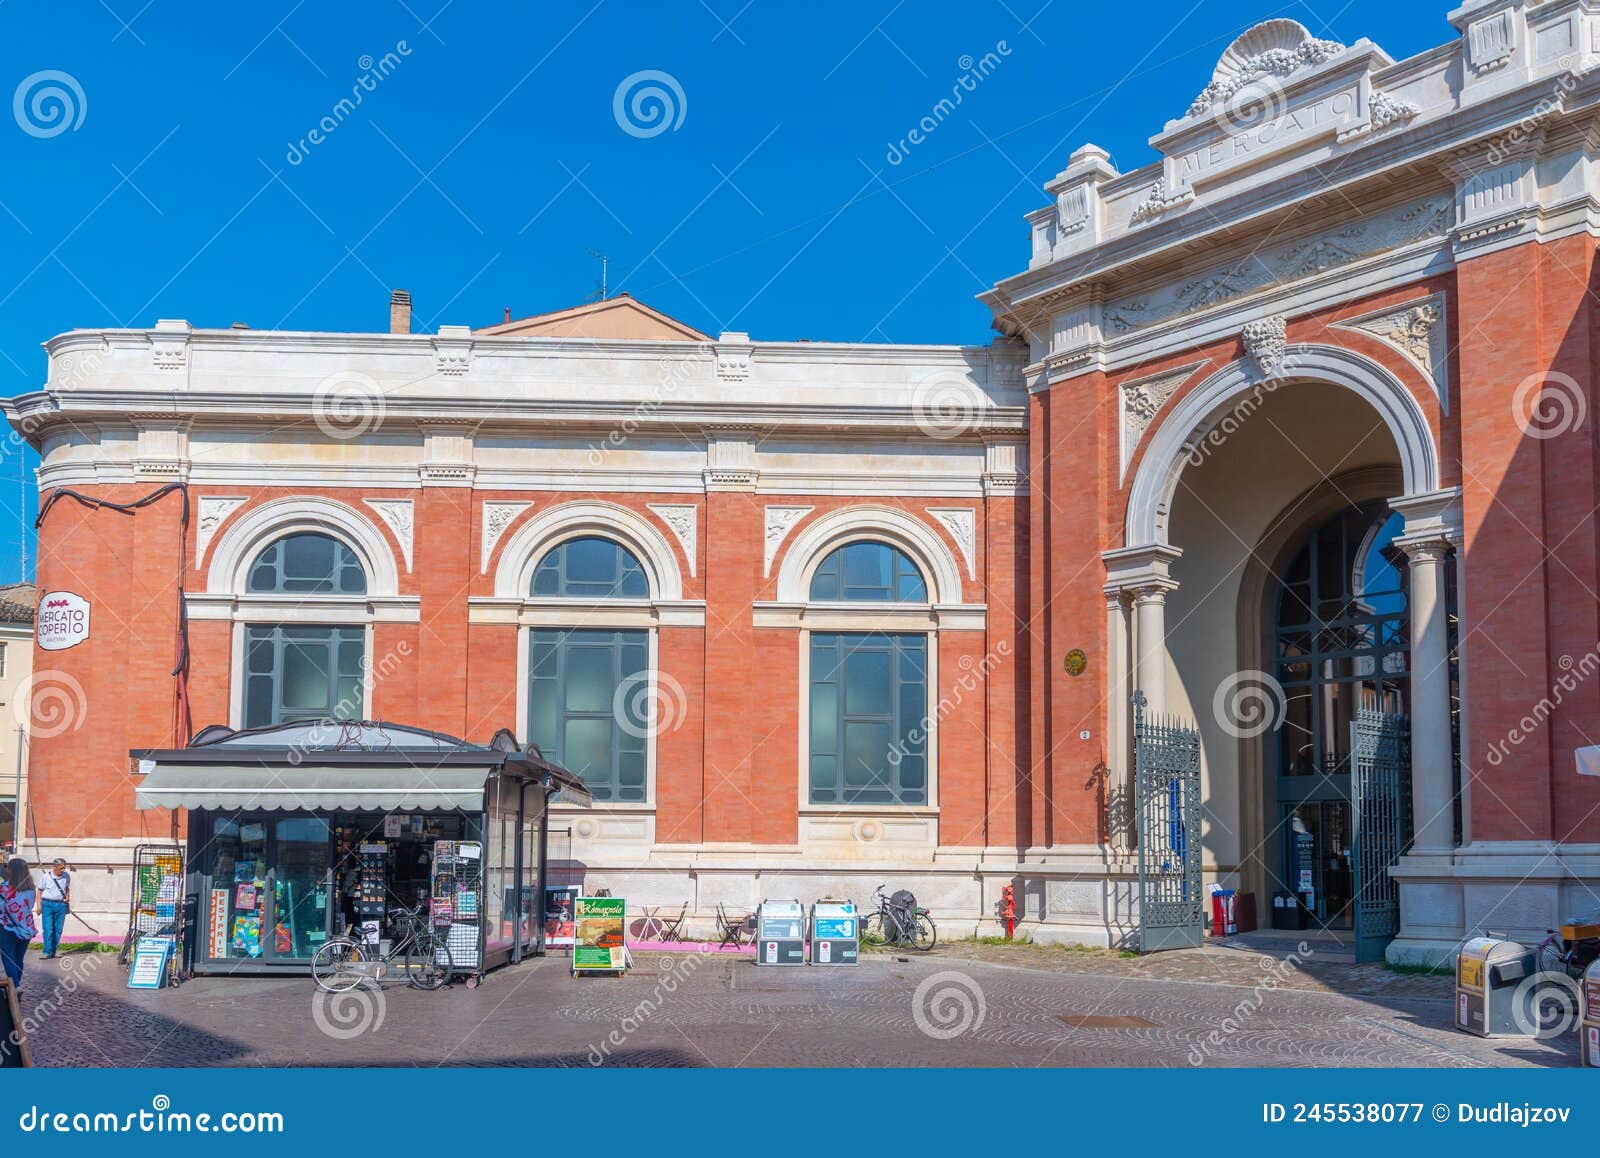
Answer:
[18,945,1580,1068]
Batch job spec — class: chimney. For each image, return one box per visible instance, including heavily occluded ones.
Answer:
[389,289,412,334]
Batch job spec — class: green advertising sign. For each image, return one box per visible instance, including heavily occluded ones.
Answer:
[572,896,627,973]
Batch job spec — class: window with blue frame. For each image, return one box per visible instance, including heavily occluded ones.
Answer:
[809,633,928,805]
[242,533,367,728]
[809,541,927,602]
[806,540,931,806]
[531,536,649,598]
[527,629,649,802]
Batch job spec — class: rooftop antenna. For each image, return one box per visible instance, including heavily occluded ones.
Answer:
[586,248,609,302]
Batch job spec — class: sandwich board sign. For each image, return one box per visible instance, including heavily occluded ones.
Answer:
[572,896,627,974]
[128,936,175,989]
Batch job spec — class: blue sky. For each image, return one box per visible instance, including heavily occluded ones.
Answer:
[0,0,1450,583]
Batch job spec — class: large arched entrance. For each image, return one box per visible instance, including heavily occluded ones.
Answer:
[1108,344,1458,960]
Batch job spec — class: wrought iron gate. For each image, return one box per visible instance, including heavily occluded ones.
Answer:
[1350,709,1407,964]
[1134,692,1203,952]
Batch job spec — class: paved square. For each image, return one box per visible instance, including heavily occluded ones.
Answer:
[17,941,1582,1068]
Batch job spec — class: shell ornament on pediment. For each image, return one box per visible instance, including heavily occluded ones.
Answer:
[1187,20,1346,116]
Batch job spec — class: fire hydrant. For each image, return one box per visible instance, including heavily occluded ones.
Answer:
[1001,885,1017,940]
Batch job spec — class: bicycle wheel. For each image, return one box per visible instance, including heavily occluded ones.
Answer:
[405,930,453,991]
[312,938,368,993]
[1535,934,1567,977]
[912,912,937,952]
[859,912,884,946]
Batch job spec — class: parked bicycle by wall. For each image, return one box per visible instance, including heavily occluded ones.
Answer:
[311,903,454,993]
[860,885,936,952]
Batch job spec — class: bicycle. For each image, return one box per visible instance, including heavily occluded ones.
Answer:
[311,904,454,993]
[859,885,937,952]
[1534,919,1600,981]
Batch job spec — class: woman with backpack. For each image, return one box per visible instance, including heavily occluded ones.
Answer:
[0,857,39,994]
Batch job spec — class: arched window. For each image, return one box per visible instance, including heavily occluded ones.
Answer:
[242,533,368,728]
[807,540,930,807]
[531,536,649,599]
[809,542,927,602]
[247,533,367,595]
[527,536,650,802]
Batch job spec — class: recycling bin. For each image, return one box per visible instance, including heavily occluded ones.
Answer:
[755,899,806,966]
[1583,958,1600,1068]
[1456,937,1534,1037]
[1210,889,1237,937]
[810,899,858,966]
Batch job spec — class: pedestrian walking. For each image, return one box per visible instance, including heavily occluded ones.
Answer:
[0,857,38,995]
[37,858,71,958]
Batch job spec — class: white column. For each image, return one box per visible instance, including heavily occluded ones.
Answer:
[1402,538,1455,856]
[1133,583,1174,717]
[1105,590,1133,845]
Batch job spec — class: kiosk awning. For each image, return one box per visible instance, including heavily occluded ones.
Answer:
[134,764,494,812]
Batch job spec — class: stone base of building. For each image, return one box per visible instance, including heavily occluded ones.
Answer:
[1387,842,1600,969]
[23,836,151,937]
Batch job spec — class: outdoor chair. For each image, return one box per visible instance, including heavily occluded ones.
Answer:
[659,902,689,943]
[715,902,747,949]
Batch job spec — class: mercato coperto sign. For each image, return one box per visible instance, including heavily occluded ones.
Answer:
[36,591,90,652]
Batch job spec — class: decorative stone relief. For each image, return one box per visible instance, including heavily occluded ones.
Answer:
[763,506,813,577]
[1120,362,1206,478]
[1186,20,1345,117]
[647,503,698,577]
[1105,194,1452,334]
[432,326,473,377]
[1129,179,1189,225]
[705,428,758,490]
[715,332,752,381]
[1242,315,1288,378]
[1335,293,1450,414]
[1467,10,1516,74]
[480,501,531,573]
[195,496,247,568]
[1338,90,1420,141]
[364,499,415,572]
[1058,184,1091,236]
[927,508,977,580]
[150,320,190,371]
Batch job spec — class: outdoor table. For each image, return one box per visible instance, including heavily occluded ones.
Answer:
[636,904,664,942]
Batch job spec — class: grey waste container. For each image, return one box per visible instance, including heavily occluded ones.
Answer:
[755,899,806,966]
[809,899,858,966]
[1456,937,1533,1037]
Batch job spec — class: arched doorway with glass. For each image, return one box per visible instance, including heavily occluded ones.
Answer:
[1270,502,1411,934]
